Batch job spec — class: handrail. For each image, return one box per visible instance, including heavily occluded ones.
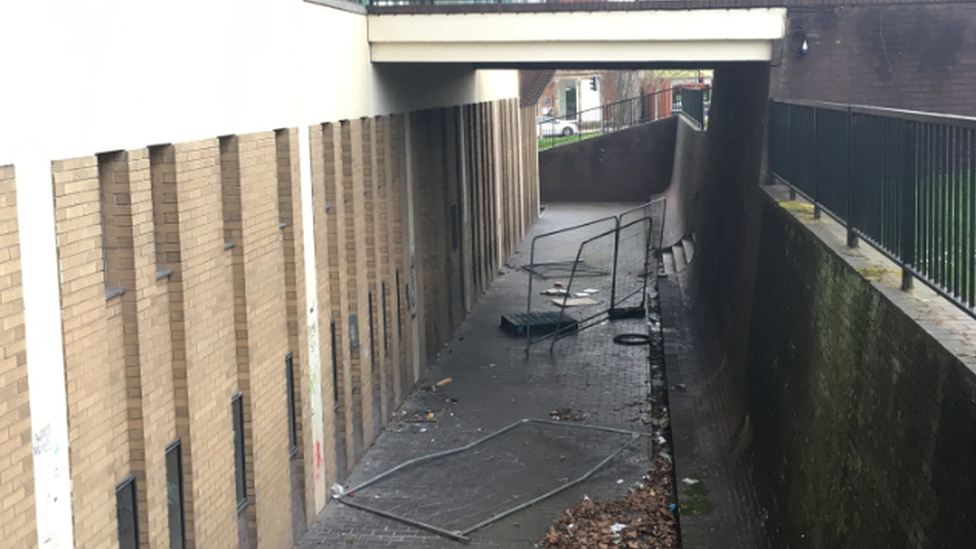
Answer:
[538,86,705,150]
[769,98,976,320]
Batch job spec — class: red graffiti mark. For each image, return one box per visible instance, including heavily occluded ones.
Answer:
[316,442,322,469]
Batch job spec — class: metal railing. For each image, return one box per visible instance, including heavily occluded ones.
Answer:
[678,86,708,129]
[364,0,964,15]
[769,99,976,320]
[538,86,706,151]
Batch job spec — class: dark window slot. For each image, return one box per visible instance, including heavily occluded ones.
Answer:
[286,353,298,456]
[368,291,376,370]
[232,392,247,511]
[381,281,389,356]
[331,320,339,405]
[116,475,139,549]
[396,271,402,337]
[166,440,185,549]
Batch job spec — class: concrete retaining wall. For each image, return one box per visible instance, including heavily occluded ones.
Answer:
[680,60,976,548]
[539,116,676,203]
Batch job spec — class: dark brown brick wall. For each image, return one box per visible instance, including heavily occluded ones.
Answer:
[770,3,976,116]
[539,117,677,203]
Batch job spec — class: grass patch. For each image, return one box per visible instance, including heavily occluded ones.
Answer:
[856,267,897,283]
[538,132,600,151]
[777,200,815,213]
[679,479,714,516]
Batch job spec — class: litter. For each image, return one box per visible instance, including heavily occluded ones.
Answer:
[332,484,346,498]
[682,478,700,486]
[436,378,453,387]
[552,297,599,308]
[541,288,569,296]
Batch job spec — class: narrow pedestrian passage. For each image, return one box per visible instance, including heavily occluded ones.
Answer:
[300,204,671,548]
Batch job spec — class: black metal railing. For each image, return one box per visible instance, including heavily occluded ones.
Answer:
[364,0,971,15]
[677,86,708,129]
[769,99,976,319]
[538,86,706,151]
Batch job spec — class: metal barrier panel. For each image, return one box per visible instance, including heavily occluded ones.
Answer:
[524,216,618,345]
[618,198,665,255]
[550,225,620,340]
[610,217,653,313]
[337,419,641,541]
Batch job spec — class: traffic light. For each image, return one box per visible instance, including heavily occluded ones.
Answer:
[590,76,598,91]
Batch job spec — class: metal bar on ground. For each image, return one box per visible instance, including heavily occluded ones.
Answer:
[336,418,647,543]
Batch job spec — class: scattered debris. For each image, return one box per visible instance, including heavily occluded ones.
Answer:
[681,478,700,486]
[436,378,453,387]
[403,410,437,423]
[550,408,588,422]
[542,288,570,296]
[539,452,679,549]
[553,297,599,308]
[332,484,346,498]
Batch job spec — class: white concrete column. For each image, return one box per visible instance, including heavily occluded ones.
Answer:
[16,157,75,549]
[298,126,327,512]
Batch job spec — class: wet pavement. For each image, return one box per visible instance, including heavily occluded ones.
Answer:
[298,203,669,548]
[658,267,771,549]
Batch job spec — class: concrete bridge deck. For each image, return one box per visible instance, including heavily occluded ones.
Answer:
[367,8,786,65]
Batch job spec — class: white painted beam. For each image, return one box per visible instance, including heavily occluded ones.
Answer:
[371,40,775,64]
[368,9,785,64]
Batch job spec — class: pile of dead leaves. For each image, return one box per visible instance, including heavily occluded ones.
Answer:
[539,453,678,549]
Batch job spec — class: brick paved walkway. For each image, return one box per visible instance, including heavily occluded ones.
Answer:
[298,204,660,548]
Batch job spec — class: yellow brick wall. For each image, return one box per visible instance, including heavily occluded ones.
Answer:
[274,128,310,540]
[139,145,181,549]
[237,131,294,549]
[0,165,36,549]
[40,96,535,549]
[54,154,132,549]
[174,138,239,549]
[315,122,348,482]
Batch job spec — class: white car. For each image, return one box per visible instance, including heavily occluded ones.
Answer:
[537,116,579,138]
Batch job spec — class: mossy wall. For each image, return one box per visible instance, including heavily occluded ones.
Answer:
[687,61,976,548]
[744,199,976,547]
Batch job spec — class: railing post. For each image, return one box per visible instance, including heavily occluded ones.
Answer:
[813,107,821,219]
[901,120,917,291]
[846,107,859,248]
[788,105,796,201]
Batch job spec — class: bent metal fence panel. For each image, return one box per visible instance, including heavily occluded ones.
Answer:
[544,216,654,349]
[610,216,654,314]
[523,206,661,348]
[336,419,641,542]
[523,216,618,345]
[769,99,976,319]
